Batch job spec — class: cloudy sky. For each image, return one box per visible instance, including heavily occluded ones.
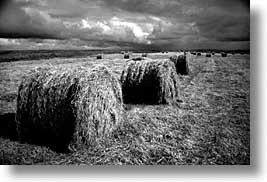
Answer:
[0,0,249,50]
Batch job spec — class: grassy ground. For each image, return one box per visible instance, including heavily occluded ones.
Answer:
[0,53,250,165]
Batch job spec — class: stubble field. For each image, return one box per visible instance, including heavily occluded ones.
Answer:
[0,52,250,165]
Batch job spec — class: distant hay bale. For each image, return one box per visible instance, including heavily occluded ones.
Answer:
[141,53,147,57]
[206,53,211,57]
[16,65,124,152]
[221,52,227,57]
[96,54,102,59]
[124,54,130,59]
[169,55,189,75]
[212,52,215,55]
[120,59,179,105]
[197,52,201,56]
[131,57,146,61]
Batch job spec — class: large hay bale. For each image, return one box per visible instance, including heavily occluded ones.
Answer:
[169,55,189,75]
[16,65,124,152]
[120,59,179,105]
[197,52,201,56]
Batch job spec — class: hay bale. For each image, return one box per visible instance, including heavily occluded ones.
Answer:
[124,54,130,59]
[197,52,201,56]
[131,57,145,61]
[141,53,147,57]
[206,53,211,57]
[16,65,124,152]
[120,59,179,105]
[96,54,102,59]
[169,55,189,75]
[212,52,215,55]
[221,52,227,57]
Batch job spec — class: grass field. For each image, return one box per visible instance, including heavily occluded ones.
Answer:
[0,52,250,165]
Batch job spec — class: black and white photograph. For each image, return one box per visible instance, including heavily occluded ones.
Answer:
[0,0,250,165]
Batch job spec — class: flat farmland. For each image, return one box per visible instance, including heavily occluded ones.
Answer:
[0,52,250,165]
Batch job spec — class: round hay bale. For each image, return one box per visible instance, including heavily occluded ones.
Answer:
[96,54,102,59]
[141,53,147,57]
[120,59,179,105]
[221,52,227,57]
[131,57,145,61]
[197,52,201,56]
[16,65,124,152]
[212,52,215,55]
[169,55,189,75]
[124,54,130,59]
[206,53,211,57]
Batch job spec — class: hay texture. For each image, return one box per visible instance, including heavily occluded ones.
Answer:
[169,55,189,75]
[120,59,179,105]
[16,65,124,152]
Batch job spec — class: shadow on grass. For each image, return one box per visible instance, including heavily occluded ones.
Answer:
[0,113,18,141]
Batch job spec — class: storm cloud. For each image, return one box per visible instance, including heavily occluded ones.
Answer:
[0,0,249,50]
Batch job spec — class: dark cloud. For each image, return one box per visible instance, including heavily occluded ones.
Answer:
[0,0,65,39]
[195,14,249,42]
[0,0,250,50]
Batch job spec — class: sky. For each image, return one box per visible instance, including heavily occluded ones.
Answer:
[0,0,250,50]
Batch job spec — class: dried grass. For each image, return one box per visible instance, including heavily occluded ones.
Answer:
[120,59,180,105]
[15,64,124,152]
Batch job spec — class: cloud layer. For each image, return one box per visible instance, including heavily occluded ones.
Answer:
[0,0,250,50]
